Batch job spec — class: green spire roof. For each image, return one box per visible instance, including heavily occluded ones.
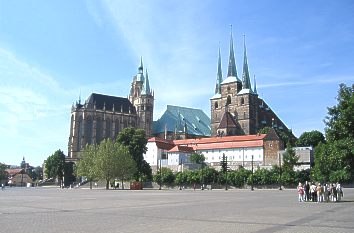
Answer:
[227,25,238,79]
[242,35,252,90]
[253,75,258,94]
[215,46,223,94]
[138,57,143,73]
[141,69,151,95]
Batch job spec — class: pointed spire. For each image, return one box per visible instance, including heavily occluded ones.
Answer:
[227,25,238,79]
[141,69,151,95]
[242,35,252,90]
[215,45,223,94]
[138,57,143,74]
[253,75,258,94]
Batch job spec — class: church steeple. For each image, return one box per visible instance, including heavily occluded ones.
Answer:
[215,46,223,94]
[141,69,151,95]
[227,25,238,79]
[253,75,258,94]
[138,57,143,74]
[242,35,252,90]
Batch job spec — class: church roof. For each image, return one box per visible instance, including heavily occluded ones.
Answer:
[86,93,136,114]
[218,111,238,129]
[153,105,211,136]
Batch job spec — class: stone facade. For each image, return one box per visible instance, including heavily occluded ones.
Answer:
[68,60,154,159]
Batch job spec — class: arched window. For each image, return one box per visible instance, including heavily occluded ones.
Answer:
[77,116,83,151]
[240,97,245,105]
[227,86,231,93]
[106,118,111,138]
[85,116,93,144]
[214,101,218,109]
[226,95,231,105]
[115,119,120,138]
[96,117,103,144]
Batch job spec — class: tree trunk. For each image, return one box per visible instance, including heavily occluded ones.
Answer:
[89,181,92,189]
[121,180,124,190]
[106,179,109,190]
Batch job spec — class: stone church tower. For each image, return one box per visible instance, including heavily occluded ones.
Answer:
[210,30,292,137]
[68,58,154,159]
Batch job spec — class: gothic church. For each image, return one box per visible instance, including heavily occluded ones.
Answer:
[211,32,293,138]
[68,59,154,159]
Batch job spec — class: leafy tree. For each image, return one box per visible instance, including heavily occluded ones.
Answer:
[116,127,152,181]
[229,168,251,187]
[296,130,325,147]
[281,144,299,185]
[153,167,175,185]
[45,149,66,187]
[115,144,137,189]
[312,84,354,183]
[175,171,188,188]
[189,153,205,164]
[201,167,218,184]
[76,144,98,189]
[220,154,228,173]
[0,163,8,184]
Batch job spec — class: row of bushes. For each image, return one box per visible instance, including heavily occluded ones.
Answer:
[153,166,311,187]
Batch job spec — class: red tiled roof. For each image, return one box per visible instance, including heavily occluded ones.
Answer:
[5,169,23,175]
[173,134,266,145]
[168,145,194,153]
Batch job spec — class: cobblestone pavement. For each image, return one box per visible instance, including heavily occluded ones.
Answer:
[1,187,353,233]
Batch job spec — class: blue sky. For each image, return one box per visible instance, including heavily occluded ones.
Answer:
[0,0,353,166]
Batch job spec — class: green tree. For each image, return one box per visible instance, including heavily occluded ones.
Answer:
[296,130,325,147]
[312,84,354,183]
[116,127,152,181]
[45,149,66,187]
[0,163,8,184]
[76,144,98,189]
[189,153,205,164]
[220,154,228,173]
[153,167,175,185]
[115,144,137,189]
[281,144,299,185]
[175,171,188,188]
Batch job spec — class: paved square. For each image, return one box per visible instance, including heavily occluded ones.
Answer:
[1,187,353,233]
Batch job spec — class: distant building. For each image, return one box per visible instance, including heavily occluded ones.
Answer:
[67,59,154,160]
[145,128,284,172]
[153,105,211,140]
[6,168,33,187]
[278,146,314,171]
[210,30,295,140]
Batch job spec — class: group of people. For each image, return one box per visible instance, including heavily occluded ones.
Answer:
[297,181,343,202]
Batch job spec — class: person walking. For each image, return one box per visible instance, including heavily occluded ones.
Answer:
[317,183,324,203]
[297,182,304,202]
[336,183,343,202]
[304,181,310,201]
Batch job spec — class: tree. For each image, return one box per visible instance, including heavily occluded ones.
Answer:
[76,144,98,189]
[296,130,325,147]
[95,139,121,189]
[281,144,299,185]
[0,163,8,184]
[45,150,66,187]
[116,127,152,181]
[115,144,137,189]
[312,84,354,183]
[153,167,175,186]
[189,153,205,164]
[220,154,228,173]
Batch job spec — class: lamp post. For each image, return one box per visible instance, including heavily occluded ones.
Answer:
[159,159,162,190]
[279,153,282,190]
[225,156,228,191]
[201,162,204,190]
[251,155,254,191]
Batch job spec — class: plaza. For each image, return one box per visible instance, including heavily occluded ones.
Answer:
[1,187,353,233]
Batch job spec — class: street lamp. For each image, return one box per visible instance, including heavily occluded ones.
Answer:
[279,153,282,190]
[225,155,228,191]
[159,159,162,190]
[251,155,254,191]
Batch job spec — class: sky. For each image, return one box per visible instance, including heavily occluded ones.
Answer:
[0,0,353,166]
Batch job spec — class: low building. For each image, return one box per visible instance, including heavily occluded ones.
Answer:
[6,169,33,187]
[278,146,314,171]
[144,128,284,172]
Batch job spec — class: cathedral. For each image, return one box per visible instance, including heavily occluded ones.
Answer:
[211,32,293,138]
[67,59,154,159]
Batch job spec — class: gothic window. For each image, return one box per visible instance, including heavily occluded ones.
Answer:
[96,117,103,144]
[85,116,93,144]
[70,115,74,137]
[214,102,218,109]
[141,105,145,111]
[115,119,120,138]
[240,97,245,105]
[106,119,111,138]
[226,95,231,105]
[77,116,83,151]
[227,86,231,93]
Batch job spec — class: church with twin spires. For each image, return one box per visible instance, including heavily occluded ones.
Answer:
[210,31,293,139]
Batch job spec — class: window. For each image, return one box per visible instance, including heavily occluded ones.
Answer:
[240,97,244,105]
[227,86,231,93]
[226,95,231,105]
[214,101,218,109]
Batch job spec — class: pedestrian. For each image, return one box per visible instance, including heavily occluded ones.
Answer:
[317,183,323,203]
[1,183,4,191]
[310,182,317,202]
[304,181,310,201]
[336,183,343,202]
[297,182,304,202]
